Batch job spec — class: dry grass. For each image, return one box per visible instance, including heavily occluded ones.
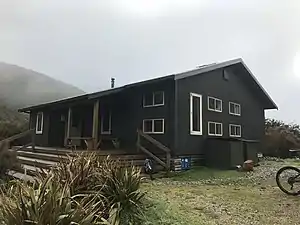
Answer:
[142,159,300,225]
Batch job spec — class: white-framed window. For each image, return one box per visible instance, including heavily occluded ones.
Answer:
[35,112,44,134]
[143,119,164,134]
[208,96,222,112]
[143,91,164,107]
[101,110,112,134]
[208,122,223,136]
[229,102,241,116]
[190,93,202,135]
[229,124,242,137]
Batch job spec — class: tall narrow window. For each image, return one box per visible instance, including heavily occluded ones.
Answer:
[36,112,44,134]
[208,122,223,136]
[229,124,242,137]
[208,96,222,112]
[229,102,241,116]
[101,109,111,134]
[190,93,202,135]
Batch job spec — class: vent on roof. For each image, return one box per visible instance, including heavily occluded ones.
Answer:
[197,63,217,69]
[111,78,115,88]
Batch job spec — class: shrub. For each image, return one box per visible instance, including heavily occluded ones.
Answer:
[264,118,300,158]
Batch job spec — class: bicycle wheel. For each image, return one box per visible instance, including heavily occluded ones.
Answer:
[276,166,300,196]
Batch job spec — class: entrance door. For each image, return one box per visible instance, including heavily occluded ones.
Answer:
[48,112,66,147]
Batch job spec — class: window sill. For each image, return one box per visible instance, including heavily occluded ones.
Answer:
[229,112,241,116]
[143,132,164,134]
[229,135,241,138]
[208,134,223,137]
[143,103,164,108]
[208,108,222,113]
[190,131,202,135]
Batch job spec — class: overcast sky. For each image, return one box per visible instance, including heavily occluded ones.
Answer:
[0,0,300,122]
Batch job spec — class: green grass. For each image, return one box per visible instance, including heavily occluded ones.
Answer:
[169,166,244,181]
[142,162,300,225]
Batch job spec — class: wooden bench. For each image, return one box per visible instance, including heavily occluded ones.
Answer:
[66,137,94,150]
[97,136,120,149]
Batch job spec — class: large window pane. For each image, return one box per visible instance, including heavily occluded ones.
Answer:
[192,96,201,132]
[208,122,215,134]
[153,92,164,105]
[143,120,153,133]
[143,93,153,106]
[208,97,215,110]
[153,119,163,133]
[36,112,43,134]
[190,93,202,135]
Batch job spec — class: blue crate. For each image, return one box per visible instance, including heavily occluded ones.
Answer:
[180,157,191,170]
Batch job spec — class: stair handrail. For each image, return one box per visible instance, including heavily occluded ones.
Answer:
[0,129,35,151]
[136,129,171,171]
[137,129,171,152]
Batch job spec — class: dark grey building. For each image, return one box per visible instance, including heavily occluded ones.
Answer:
[19,58,277,169]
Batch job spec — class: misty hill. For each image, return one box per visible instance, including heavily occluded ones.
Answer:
[0,62,85,109]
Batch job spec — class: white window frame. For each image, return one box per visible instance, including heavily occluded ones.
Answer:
[207,96,222,112]
[142,118,164,134]
[229,124,242,137]
[208,122,223,136]
[190,93,203,135]
[35,112,44,135]
[229,102,241,116]
[143,91,165,108]
[101,111,112,134]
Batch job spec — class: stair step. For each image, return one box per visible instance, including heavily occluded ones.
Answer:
[17,156,56,169]
[8,170,35,182]
[17,151,67,162]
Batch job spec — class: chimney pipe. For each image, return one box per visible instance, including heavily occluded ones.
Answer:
[111,78,115,88]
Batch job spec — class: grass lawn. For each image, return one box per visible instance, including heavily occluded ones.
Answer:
[141,159,300,225]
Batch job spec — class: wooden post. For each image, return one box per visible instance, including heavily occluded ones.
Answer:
[65,107,72,146]
[92,100,99,150]
[136,129,140,153]
[31,129,35,151]
[166,152,171,172]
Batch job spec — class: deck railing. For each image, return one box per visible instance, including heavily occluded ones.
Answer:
[136,129,171,171]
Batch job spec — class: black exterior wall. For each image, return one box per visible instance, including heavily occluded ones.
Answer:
[174,67,266,157]
[97,79,175,153]
[28,79,175,152]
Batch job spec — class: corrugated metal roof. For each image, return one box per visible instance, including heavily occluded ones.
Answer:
[18,58,278,112]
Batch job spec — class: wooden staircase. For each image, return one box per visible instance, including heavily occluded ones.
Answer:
[1,129,173,181]
[9,146,167,181]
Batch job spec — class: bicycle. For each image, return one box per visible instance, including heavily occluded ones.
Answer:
[276,166,300,195]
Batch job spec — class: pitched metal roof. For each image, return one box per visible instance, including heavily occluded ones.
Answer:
[18,58,277,112]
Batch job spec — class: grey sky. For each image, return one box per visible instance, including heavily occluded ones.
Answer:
[0,0,300,122]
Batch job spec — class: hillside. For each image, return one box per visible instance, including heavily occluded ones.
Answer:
[0,62,85,109]
[0,62,85,140]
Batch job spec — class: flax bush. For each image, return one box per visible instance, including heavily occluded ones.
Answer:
[0,173,109,224]
[0,152,145,224]
[51,152,145,224]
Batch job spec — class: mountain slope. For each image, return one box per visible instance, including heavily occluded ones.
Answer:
[0,62,85,109]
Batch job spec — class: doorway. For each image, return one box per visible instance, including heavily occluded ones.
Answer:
[48,111,66,147]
